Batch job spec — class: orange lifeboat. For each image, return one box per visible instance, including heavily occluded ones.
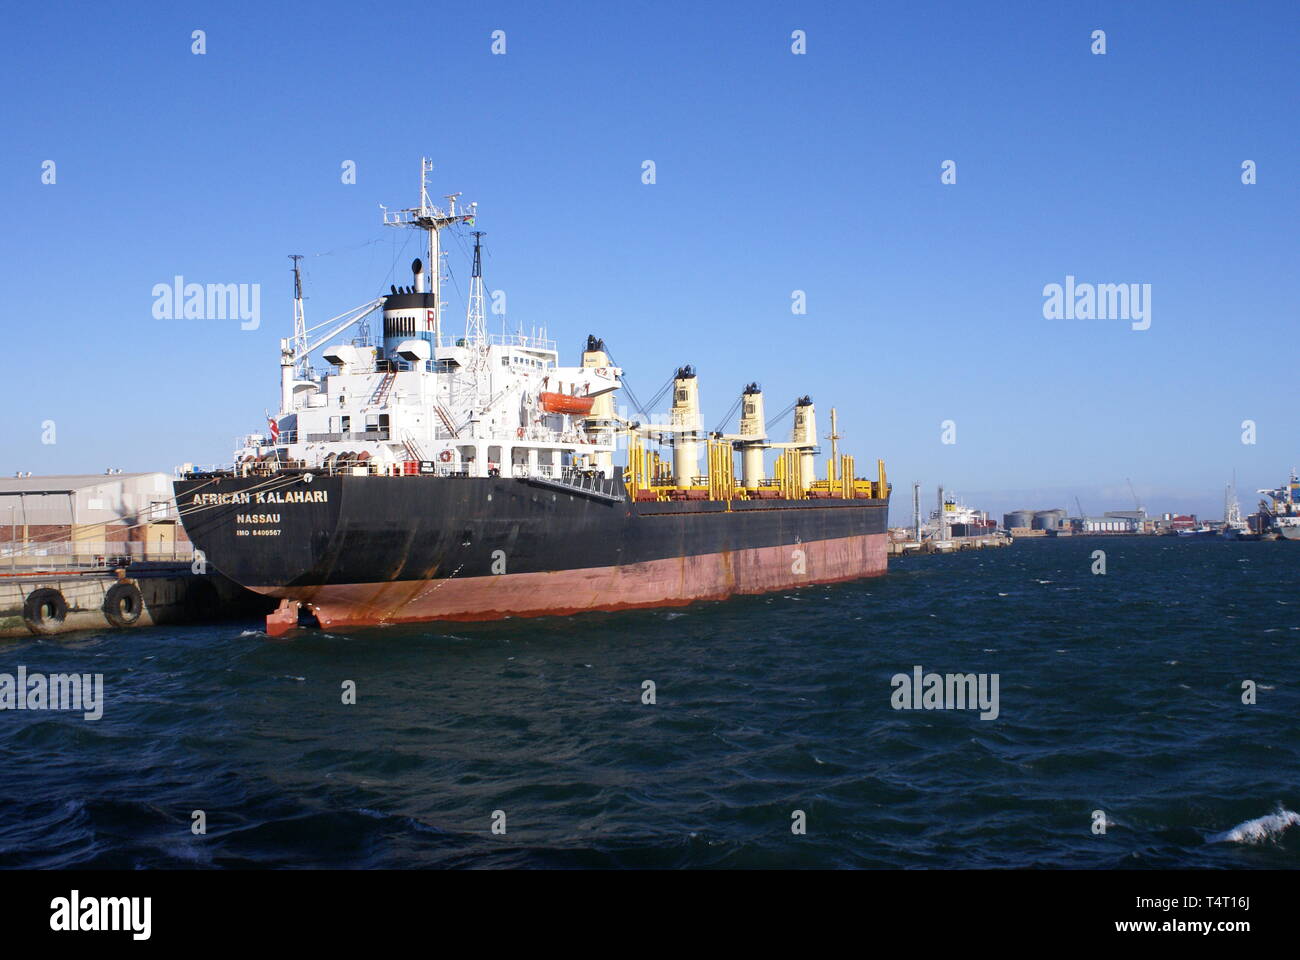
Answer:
[539,392,595,415]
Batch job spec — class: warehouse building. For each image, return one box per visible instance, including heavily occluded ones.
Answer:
[1078,515,1139,533]
[0,473,188,566]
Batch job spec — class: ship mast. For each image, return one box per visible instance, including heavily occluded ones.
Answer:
[289,255,309,379]
[827,407,840,485]
[381,157,476,346]
[465,231,487,344]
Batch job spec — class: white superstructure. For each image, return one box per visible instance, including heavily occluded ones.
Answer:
[1258,471,1300,540]
[238,160,622,480]
[925,494,990,535]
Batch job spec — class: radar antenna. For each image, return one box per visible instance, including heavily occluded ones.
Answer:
[380,157,476,345]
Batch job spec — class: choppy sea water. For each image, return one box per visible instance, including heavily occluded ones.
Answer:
[1,536,1297,869]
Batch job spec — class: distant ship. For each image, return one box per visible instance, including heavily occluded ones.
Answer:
[926,494,996,538]
[1220,478,1257,540]
[1257,472,1300,540]
[175,160,891,635]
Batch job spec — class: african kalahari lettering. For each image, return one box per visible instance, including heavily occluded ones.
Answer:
[256,490,326,503]
[1042,274,1151,330]
[190,490,327,506]
[890,665,1000,720]
[192,491,252,506]
[0,668,103,720]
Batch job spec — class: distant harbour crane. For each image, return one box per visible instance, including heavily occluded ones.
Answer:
[1127,477,1143,515]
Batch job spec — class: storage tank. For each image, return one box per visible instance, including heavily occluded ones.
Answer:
[1032,509,1063,531]
[1004,510,1034,530]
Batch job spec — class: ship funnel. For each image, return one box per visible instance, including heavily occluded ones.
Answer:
[671,365,701,487]
[382,269,437,359]
[739,382,767,489]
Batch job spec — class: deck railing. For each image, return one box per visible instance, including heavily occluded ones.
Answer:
[182,460,619,487]
[0,539,196,572]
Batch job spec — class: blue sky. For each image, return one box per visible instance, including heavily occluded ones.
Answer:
[1,0,1296,522]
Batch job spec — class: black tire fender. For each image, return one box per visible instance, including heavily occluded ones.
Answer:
[23,588,68,635]
[103,581,144,628]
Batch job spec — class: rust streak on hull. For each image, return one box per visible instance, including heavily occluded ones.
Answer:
[259,532,887,635]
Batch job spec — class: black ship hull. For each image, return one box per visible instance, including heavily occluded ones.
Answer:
[175,473,889,634]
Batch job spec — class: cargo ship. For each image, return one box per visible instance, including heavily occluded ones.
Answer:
[1258,472,1300,540]
[175,160,890,636]
[927,494,996,538]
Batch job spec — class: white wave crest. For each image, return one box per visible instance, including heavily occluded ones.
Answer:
[1208,808,1300,844]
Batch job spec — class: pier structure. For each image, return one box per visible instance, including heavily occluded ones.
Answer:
[0,562,272,638]
[0,472,273,637]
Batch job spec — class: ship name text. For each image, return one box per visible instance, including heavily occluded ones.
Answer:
[190,490,328,506]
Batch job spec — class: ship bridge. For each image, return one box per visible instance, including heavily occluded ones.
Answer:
[236,161,623,483]
[213,159,886,511]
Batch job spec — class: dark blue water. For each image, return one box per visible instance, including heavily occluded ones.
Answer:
[2,537,1297,868]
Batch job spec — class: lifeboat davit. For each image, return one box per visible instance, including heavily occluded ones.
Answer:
[539,392,595,415]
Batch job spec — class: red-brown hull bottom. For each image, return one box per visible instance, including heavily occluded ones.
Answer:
[260,532,887,636]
